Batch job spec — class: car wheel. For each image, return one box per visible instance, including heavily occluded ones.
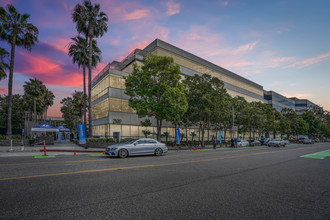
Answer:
[118,149,128,158]
[154,148,163,156]
[283,144,286,147]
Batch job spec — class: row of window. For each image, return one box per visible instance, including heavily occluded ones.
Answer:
[92,98,136,120]
[92,74,126,102]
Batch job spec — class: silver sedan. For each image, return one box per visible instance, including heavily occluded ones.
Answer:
[105,138,168,158]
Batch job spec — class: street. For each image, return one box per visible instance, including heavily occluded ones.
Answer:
[1,143,330,219]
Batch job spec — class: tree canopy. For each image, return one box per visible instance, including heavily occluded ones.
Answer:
[125,55,188,141]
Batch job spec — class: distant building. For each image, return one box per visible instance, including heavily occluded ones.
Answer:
[264,90,296,111]
[289,97,317,115]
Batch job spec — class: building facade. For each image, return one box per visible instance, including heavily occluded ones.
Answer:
[91,39,318,139]
[264,90,296,112]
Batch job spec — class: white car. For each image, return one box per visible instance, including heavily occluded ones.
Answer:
[105,138,168,158]
[237,140,249,147]
[268,139,286,147]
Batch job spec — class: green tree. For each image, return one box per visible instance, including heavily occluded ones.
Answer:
[125,55,188,141]
[162,131,170,143]
[281,108,298,137]
[0,4,38,138]
[183,74,227,147]
[140,119,151,138]
[72,0,108,137]
[0,48,9,80]
[23,78,54,121]
[68,36,101,130]
[60,91,86,132]
[296,117,309,135]
[302,111,321,137]
[0,94,24,129]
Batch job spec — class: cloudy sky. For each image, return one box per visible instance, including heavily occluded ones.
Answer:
[1,0,330,116]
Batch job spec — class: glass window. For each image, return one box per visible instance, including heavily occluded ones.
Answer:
[147,140,157,144]
[137,140,145,144]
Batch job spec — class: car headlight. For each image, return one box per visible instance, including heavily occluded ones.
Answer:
[110,147,117,151]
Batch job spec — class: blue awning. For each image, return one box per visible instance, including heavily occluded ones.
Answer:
[56,125,70,132]
[31,121,59,132]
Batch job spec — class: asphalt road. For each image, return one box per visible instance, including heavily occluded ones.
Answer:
[1,143,330,219]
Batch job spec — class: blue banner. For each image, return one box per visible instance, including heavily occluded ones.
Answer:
[219,131,222,143]
[78,124,86,144]
[175,129,180,145]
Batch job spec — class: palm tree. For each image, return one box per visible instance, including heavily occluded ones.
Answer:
[68,36,101,130]
[23,78,54,121]
[0,48,9,80]
[72,0,108,137]
[0,5,38,138]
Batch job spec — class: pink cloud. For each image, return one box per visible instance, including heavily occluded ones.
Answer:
[123,9,150,20]
[286,52,330,69]
[282,93,313,99]
[165,0,180,16]
[47,37,71,54]
[17,51,83,87]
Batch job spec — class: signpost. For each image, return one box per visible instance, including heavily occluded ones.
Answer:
[78,124,86,145]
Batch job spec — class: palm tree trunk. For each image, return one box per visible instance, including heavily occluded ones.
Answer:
[88,37,93,137]
[83,63,87,131]
[6,38,16,139]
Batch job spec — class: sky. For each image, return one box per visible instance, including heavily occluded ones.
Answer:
[0,0,330,117]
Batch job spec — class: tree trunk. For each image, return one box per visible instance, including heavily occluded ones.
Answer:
[156,119,162,141]
[34,97,37,121]
[88,37,93,137]
[83,63,87,130]
[6,38,16,139]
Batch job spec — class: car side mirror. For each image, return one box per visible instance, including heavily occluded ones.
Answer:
[134,143,137,146]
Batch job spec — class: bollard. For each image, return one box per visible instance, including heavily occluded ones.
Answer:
[74,151,76,156]
[177,149,179,152]
[43,140,47,156]
[10,140,13,151]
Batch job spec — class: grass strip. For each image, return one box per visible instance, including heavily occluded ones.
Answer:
[34,156,56,158]
[89,154,107,157]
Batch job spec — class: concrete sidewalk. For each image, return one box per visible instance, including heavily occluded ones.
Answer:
[0,141,105,157]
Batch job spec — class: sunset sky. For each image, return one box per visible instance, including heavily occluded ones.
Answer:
[1,0,330,117]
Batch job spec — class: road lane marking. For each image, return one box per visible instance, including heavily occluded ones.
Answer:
[0,147,309,181]
[301,150,330,159]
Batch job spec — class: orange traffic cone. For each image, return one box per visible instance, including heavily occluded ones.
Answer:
[74,151,76,156]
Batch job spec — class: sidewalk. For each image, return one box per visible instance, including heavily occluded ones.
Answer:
[0,140,105,157]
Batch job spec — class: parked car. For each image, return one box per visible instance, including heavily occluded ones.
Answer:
[303,138,315,144]
[105,138,168,158]
[237,140,249,147]
[260,138,271,145]
[249,140,261,146]
[268,139,286,147]
[298,137,307,143]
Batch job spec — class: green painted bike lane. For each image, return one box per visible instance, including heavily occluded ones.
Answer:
[301,150,330,159]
